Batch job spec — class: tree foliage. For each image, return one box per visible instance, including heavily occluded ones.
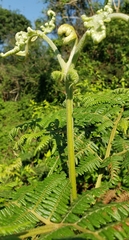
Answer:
[0,7,31,45]
[41,0,103,31]
[75,18,129,94]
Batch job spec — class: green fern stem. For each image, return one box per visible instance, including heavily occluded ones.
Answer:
[66,81,77,201]
[105,108,123,159]
[95,174,103,189]
[72,32,87,66]
[95,108,123,188]
[19,223,104,239]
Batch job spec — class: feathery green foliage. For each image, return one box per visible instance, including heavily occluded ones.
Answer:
[1,174,129,239]
[7,89,129,189]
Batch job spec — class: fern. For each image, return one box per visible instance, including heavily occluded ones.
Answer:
[10,109,66,155]
[0,173,70,235]
[1,90,129,238]
[1,4,129,239]
[76,154,102,175]
[1,174,129,239]
[101,155,123,185]
[1,89,129,239]
[7,89,129,189]
[34,135,52,155]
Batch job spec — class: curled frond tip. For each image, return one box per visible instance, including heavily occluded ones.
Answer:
[58,24,78,45]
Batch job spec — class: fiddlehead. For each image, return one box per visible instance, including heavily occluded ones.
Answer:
[81,3,113,44]
[58,24,78,45]
[40,10,56,34]
[58,24,78,80]
[0,10,56,58]
[51,70,64,83]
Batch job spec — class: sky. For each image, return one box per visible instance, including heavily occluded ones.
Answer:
[0,1,106,26]
[0,0,45,25]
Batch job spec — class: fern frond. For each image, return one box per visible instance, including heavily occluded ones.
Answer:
[101,155,123,185]
[0,203,38,235]
[14,131,45,149]
[74,109,105,125]
[46,154,63,176]
[10,119,39,139]
[80,90,129,108]
[38,225,75,240]
[0,173,70,236]
[113,88,129,94]
[112,135,129,152]
[1,179,129,239]
[35,109,66,129]
[74,132,99,159]
[77,202,129,239]
[10,108,67,157]
[97,119,113,132]
[76,154,102,175]
[34,135,52,155]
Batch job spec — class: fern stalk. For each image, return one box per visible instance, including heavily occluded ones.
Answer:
[95,108,123,188]
[105,108,123,159]
[19,223,104,239]
[66,81,77,201]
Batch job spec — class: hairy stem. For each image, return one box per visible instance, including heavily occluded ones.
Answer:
[37,31,65,69]
[66,39,78,71]
[109,12,129,21]
[66,81,77,201]
[72,32,88,66]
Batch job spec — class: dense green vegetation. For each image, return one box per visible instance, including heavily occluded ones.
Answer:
[1,0,129,239]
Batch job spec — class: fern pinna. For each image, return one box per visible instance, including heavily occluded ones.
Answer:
[0,173,129,240]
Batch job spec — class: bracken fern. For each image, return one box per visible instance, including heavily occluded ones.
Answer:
[8,89,129,187]
[1,173,129,239]
[1,2,129,239]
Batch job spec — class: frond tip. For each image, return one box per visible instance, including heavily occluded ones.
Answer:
[0,10,56,58]
[81,3,113,43]
[58,24,78,44]
[40,10,56,34]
